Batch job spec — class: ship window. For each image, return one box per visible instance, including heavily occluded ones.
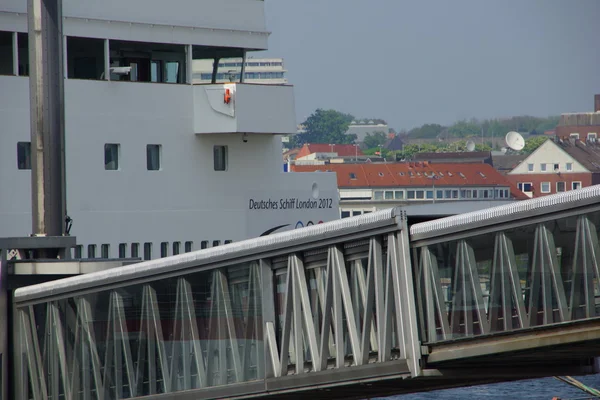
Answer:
[147,144,161,170]
[341,211,350,218]
[104,143,120,170]
[172,241,181,255]
[74,245,83,259]
[87,244,96,259]
[165,61,180,83]
[214,145,228,171]
[67,37,104,80]
[17,142,31,170]
[201,240,208,249]
[151,60,162,82]
[0,31,13,75]
[224,240,233,244]
[185,241,193,252]
[160,242,168,257]
[118,243,127,258]
[213,240,221,247]
[17,33,29,76]
[143,242,152,260]
[131,243,140,258]
[101,244,110,258]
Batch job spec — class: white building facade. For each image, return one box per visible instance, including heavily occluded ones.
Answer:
[192,57,287,85]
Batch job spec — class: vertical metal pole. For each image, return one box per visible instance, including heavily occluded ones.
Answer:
[11,32,18,76]
[28,0,67,249]
[103,39,110,81]
[239,50,246,83]
[185,44,192,84]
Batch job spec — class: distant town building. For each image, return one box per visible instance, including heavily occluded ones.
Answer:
[554,94,600,142]
[346,120,389,143]
[491,154,527,175]
[192,57,287,84]
[383,135,404,152]
[294,143,363,162]
[412,151,493,165]
[292,162,526,218]
[506,137,600,198]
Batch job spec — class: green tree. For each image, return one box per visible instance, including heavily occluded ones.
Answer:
[294,109,355,145]
[363,131,388,149]
[448,120,481,138]
[408,123,444,139]
[523,136,548,154]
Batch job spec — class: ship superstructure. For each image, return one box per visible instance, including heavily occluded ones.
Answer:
[0,0,339,260]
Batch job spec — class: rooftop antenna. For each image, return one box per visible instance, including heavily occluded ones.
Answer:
[466,140,476,152]
[505,131,525,152]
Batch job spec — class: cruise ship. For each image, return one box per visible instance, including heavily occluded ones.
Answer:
[0,0,339,261]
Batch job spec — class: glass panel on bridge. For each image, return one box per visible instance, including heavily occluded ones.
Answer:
[16,261,264,398]
[414,210,600,344]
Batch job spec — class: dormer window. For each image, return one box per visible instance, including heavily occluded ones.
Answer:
[349,172,357,180]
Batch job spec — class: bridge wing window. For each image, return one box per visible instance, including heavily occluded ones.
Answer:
[17,142,31,170]
[0,31,13,75]
[214,145,228,171]
[104,143,120,170]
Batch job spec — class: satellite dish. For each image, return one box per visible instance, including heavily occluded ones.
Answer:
[466,140,476,152]
[505,131,525,151]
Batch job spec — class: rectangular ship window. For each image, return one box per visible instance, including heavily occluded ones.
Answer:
[147,144,161,170]
[101,244,110,258]
[201,241,209,249]
[160,242,168,257]
[143,242,152,260]
[212,240,221,247]
[172,241,181,255]
[87,244,96,259]
[17,142,31,170]
[118,243,127,258]
[185,241,193,252]
[74,245,83,259]
[131,243,140,258]
[104,143,120,170]
[214,145,228,171]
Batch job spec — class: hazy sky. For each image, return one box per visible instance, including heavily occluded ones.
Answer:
[262,0,600,131]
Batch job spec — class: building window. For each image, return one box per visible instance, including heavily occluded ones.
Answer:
[147,144,161,171]
[553,163,559,171]
[17,142,32,170]
[185,241,193,252]
[540,163,547,172]
[172,242,181,255]
[426,190,434,199]
[557,181,566,192]
[416,190,424,199]
[143,242,152,260]
[566,163,573,171]
[444,190,451,198]
[518,182,532,192]
[160,242,168,257]
[352,211,361,216]
[214,145,228,171]
[527,163,534,172]
[394,191,404,199]
[541,182,551,193]
[436,190,443,199]
[104,143,120,170]
[101,244,110,258]
[131,243,139,258]
[87,244,96,259]
[384,191,393,200]
[407,190,415,199]
[570,133,580,139]
[349,172,357,180]
[589,133,597,141]
[373,191,383,200]
[572,181,582,190]
[119,243,127,258]
[341,211,350,218]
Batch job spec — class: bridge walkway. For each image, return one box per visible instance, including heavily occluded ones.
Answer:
[11,186,600,399]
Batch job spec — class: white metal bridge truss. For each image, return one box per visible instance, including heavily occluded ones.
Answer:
[12,186,600,399]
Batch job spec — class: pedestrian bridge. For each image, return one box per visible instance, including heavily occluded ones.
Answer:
[12,187,600,400]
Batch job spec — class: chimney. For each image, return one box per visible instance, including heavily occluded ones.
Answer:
[595,94,600,112]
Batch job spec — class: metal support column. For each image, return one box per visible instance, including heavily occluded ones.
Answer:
[0,249,6,400]
[27,0,67,252]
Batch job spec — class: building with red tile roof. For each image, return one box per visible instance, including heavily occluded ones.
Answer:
[296,143,363,160]
[291,162,526,218]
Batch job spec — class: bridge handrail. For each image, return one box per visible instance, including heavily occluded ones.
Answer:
[13,207,405,304]
[410,185,600,241]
